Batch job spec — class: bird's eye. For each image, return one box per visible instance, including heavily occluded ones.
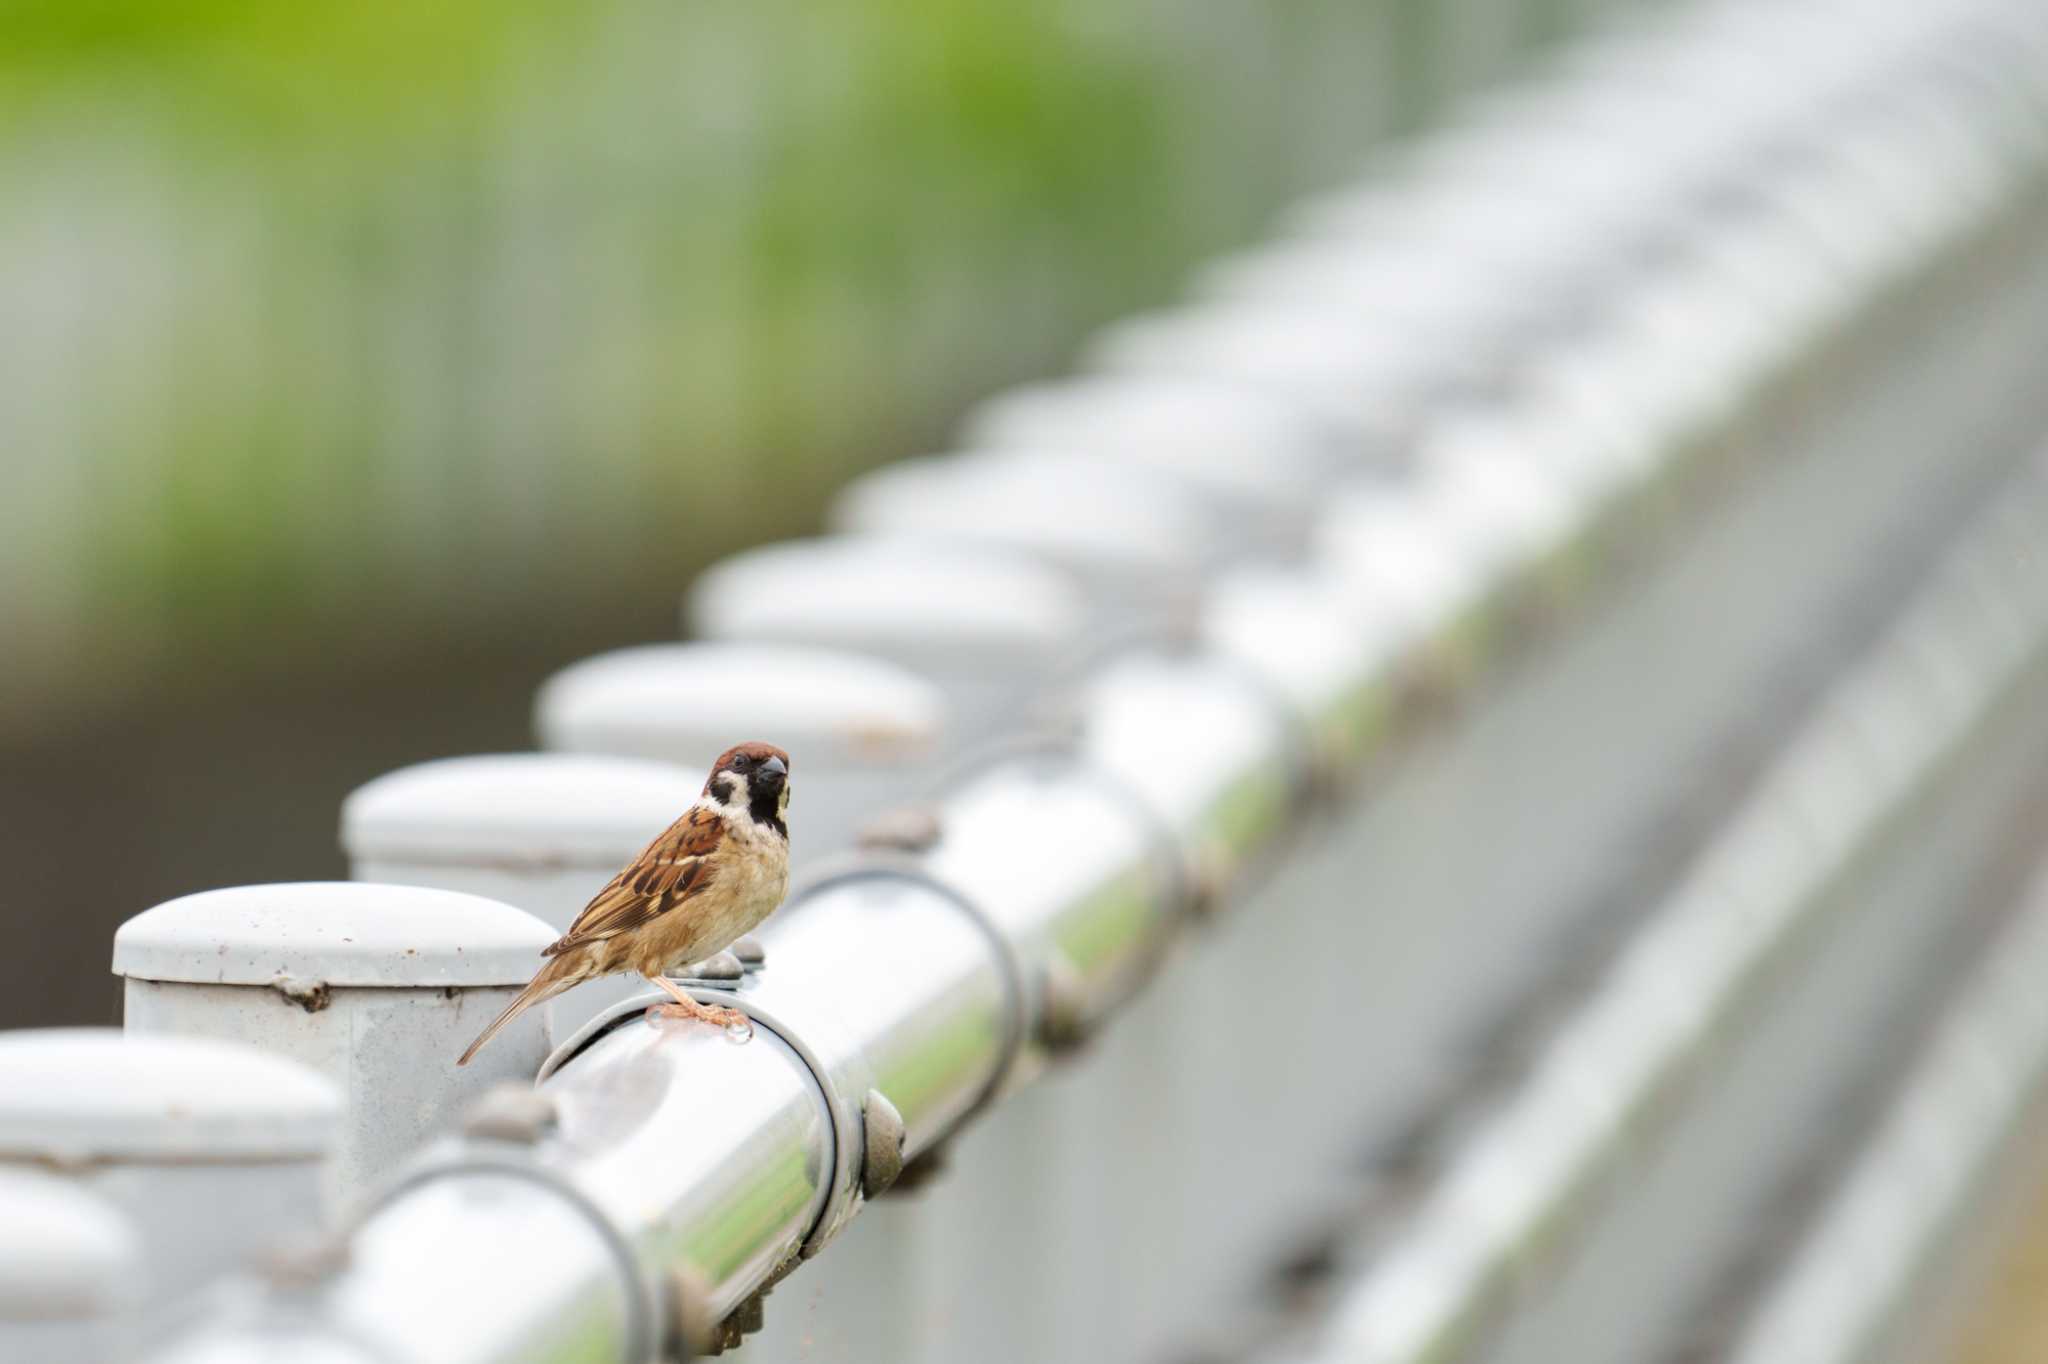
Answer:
[733,755,752,770]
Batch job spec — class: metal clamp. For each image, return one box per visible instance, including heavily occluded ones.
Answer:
[1162,643,1327,911]
[356,1149,659,1364]
[1192,644,1325,814]
[780,855,1029,1118]
[906,733,1194,1043]
[537,985,898,1262]
[674,1269,768,1357]
[919,730,1195,928]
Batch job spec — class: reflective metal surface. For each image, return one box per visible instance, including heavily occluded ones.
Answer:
[131,2,2048,1362]
[920,750,1185,1056]
[1077,651,1304,910]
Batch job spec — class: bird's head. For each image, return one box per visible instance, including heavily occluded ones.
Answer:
[706,742,791,834]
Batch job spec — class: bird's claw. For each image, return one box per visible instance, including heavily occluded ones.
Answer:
[703,1003,750,1031]
[644,1001,750,1031]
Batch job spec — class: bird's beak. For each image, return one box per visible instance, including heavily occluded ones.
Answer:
[761,755,788,782]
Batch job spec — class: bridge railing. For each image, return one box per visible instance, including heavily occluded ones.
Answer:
[8,1,2048,1361]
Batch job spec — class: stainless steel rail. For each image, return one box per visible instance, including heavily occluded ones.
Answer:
[132,0,2048,1361]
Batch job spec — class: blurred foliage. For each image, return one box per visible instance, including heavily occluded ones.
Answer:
[0,0,1586,731]
[0,0,551,129]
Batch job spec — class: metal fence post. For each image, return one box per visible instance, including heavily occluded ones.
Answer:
[342,753,706,1036]
[1065,650,1306,1360]
[686,537,1090,756]
[828,453,1214,641]
[956,374,1341,559]
[113,884,558,1202]
[0,1029,339,1305]
[531,641,946,1361]
[535,641,948,871]
[71,5,2048,1364]
[683,537,1094,1360]
[820,430,1315,1362]
[899,745,1182,1364]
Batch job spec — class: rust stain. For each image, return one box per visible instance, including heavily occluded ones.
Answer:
[273,977,332,1013]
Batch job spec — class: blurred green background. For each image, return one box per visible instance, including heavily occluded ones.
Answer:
[0,0,1603,1025]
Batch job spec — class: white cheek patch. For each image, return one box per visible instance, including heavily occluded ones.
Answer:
[778,784,791,815]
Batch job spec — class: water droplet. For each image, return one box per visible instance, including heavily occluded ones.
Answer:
[724,1019,754,1044]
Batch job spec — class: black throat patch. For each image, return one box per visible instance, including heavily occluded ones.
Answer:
[748,784,788,840]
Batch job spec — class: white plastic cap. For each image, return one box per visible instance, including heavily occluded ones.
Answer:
[0,1030,339,1163]
[0,1169,143,1319]
[112,883,557,989]
[687,537,1087,660]
[959,443,1310,549]
[828,453,1212,592]
[538,642,946,769]
[1083,303,1438,450]
[1089,300,1411,387]
[1195,239,1540,352]
[960,375,1339,504]
[342,754,702,868]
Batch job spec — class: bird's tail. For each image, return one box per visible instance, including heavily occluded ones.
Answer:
[458,963,579,1067]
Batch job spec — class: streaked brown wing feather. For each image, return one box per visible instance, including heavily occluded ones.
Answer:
[543,806,725,957]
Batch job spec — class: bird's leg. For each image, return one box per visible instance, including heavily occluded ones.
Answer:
[642,974,748,1030]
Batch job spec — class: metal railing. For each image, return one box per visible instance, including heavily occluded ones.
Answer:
[7,0,2048,1361]
[1254,441,2048,1364]
[1711,860,2048,1364]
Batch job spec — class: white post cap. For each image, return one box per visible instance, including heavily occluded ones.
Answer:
[342,754,703,869]
[949,445,1236,554]
[687,537,1088,663]
[0,1168,143,1319]
[4,1031,339,1306]
[961,441,1315,562]
[959,375,1339,510]
[112,883,557,991]
[1082,302,1441,453]
[538,642,949,866]
[537,641,946,770]
[827,453,1212,616]
[113,887,557,1199]
[1194,239,1547,361]
[0,1029,339,1164]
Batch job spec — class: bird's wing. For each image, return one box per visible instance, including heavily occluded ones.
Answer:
[543,806,726,957]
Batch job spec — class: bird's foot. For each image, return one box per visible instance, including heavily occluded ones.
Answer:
[644,1000,750,1032]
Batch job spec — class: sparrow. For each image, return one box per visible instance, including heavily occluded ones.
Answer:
[458,742,791,1065]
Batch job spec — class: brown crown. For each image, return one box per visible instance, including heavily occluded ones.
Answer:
[705,742,790,789]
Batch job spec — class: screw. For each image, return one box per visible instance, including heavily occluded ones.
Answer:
[1038,957,1093,1054]
[860,1090,907,1198]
